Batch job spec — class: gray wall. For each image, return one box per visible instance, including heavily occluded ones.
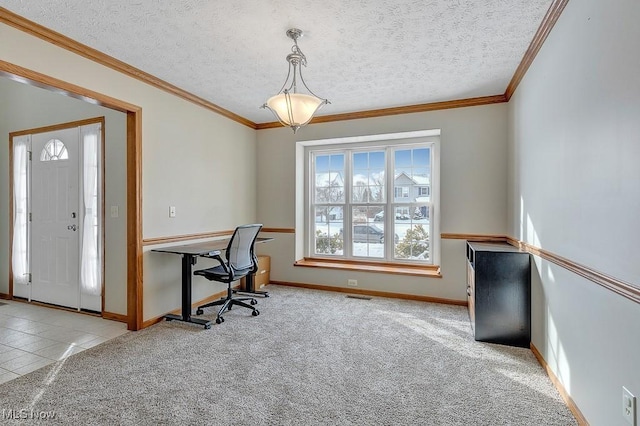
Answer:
[507,0,640,423]
[1,22,258,321]
[256,103,508,302]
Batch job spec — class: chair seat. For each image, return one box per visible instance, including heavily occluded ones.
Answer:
[194,264,253,282]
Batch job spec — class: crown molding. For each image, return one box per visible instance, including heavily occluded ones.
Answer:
[0,7,256,129]
[1,1,569,129]
[505,0,570,100]
[255,94,508,130]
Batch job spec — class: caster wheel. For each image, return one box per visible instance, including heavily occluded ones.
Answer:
[264,294,270,298]
[216,317,224,324]
[228,305,232,310]
[252,310,260,316]
[196,309,204,315]
[204,324,211,330]
[250,299,257,305]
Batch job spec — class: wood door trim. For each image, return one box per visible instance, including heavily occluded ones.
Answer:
[8,116,105,309]
[10,117,105,137]
[1,59,143,330]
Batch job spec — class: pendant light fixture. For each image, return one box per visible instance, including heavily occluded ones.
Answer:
[261,28,330,133]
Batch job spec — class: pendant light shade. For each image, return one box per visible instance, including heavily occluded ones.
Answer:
[266,93,326,129]
[262,28,329,133]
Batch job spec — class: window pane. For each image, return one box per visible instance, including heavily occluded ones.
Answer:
[394,204,430,260]
[40,139,69,161]
[315,153,345,203]
[394,223,430,261]
[314,207,344,255]
[352,150,385,203]
[394,147,430,204]
[351,207,385,258]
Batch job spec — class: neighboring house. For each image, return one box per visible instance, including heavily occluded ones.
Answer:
[393,172,430,203]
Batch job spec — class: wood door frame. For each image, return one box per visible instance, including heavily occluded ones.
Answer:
[1,60,143,330]
[10,117,105,312]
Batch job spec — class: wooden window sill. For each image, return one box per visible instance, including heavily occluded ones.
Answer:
[294,258,442,278]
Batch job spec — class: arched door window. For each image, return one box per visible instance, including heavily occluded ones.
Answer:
[40,139,69,161]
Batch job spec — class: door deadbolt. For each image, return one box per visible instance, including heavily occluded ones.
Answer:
[71,212,76,218]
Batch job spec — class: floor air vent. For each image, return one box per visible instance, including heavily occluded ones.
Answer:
[346,295,372,300]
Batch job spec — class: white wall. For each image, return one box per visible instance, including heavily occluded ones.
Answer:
[256,103,508,301]
[507,0,640,424]
[0,77,128,314]
[0,23,258,321]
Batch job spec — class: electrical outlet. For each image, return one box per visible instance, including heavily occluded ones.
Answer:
[623,387,637,426]
[347,279,358,286]
[169,206,176,218]
[110,205,119,218]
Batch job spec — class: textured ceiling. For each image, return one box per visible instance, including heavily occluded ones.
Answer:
[0,1,553,124]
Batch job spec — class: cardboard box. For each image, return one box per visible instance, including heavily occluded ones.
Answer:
[241,255,270,291]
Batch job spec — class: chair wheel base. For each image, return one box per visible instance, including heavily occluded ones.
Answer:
[216,316,225,324]
[196,309,204,315]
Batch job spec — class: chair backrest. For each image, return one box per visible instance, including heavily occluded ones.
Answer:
[225,224,263,271]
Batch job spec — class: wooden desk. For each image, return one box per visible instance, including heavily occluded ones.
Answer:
[151,237,273,329]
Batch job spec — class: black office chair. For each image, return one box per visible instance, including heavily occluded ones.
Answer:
[194,224,263,324]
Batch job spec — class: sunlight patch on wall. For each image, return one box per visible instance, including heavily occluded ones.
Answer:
[547,308,572,395]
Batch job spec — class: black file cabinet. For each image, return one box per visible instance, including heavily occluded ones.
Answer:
[466,241,531,348]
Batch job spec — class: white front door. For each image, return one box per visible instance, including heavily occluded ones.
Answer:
[30,128,80,309]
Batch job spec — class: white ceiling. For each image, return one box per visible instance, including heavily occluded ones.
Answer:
[1,1,553,124]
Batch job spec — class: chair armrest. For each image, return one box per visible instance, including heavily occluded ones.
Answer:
[201,250,232,276]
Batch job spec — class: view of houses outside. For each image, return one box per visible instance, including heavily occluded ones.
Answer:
[313,147,432,261]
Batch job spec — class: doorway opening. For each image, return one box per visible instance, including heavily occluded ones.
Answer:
[2,60,143,330]
[11,118,104,313]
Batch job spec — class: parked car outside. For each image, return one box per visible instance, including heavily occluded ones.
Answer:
[352,224,399,244]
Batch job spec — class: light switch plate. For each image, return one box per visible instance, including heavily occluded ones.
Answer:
[169,206,176,218]
[623,386,637,426]
[110,205,119,218]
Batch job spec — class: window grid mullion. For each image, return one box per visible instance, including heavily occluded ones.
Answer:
[343,150,352,258]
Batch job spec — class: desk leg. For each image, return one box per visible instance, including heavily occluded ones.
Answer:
[164,254,212,329]
[235,272,269,297]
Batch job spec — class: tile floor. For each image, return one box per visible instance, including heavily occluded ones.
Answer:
[0,300,128,385]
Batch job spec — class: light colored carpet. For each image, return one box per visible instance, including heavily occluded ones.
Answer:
[0,285,575,425]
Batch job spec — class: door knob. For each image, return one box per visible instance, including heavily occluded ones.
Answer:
[67,224,77,231]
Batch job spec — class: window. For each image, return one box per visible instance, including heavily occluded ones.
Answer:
[394,186,410,199]
[40,139,68,161]
[306,131,439,266]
